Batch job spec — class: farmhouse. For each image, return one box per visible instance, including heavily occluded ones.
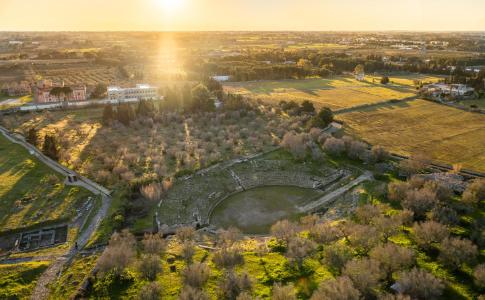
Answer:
[420,83,475,98]
[107,84,158,101]
[33,80,87,103]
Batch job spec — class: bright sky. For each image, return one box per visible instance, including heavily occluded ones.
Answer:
[1,0,484,31]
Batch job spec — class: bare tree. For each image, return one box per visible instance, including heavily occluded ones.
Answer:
[323,243,353,274]
[183,263,210,288]
[281,132,307,159]
[140,182,162,202]
[219,271,252,300]
[412,221,449,250]
[463,178,485,206]
[272,283,297,300]
[308,221,342,244]
[137,254,162,281]
[213,248,244,270]
[354,204,381,224]
[179,286,209,300]
[369,243,415,278]
[176,226,196,242]
[342,258,385,297]
[346,224,379,253]
[399,154,431,177]
[142,233,166,256]
[310,276,361,300]
[138,282,162,300]
[473,264,485,288]
[270,220,298,244]
[217,227,242,248]
[371,146,389,163]
[97,230,136,277]
[401,187,438,219]
[396,268,444,300]
[181,240,196,263]
[323,137,345,155]
[438,237,478,270]
[285,237,316,268]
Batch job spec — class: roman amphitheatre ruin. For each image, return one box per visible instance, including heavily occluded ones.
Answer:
[157,149,371,234]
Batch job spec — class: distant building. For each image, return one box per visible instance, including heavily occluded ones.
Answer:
[1,81,31,97]
[420,83,475,99]
[33,80,87,103]
[107,84,158,101]
[212,75,230,82]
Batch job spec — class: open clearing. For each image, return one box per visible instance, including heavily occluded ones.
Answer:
[338,99,485,172]
[210,186,321,234]
[0,134,92,232]
[224,75,442,110]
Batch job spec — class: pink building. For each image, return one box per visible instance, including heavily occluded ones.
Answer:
[33,80,87,103]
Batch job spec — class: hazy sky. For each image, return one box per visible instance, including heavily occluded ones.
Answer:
[1,0,484,31]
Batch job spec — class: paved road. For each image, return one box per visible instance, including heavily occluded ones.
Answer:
[298,171,373,213]
[0,125,111,300]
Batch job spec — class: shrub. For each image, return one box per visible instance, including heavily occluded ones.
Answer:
[285,237,316,268]
[272,283,297,300]
[369,243,415,277]
[310,276,361,300]
[183,263,210,288]
[181,240,196,263]
[138,282,162,300]
[219,271,252,300]
[97,230,136,277]
[371,146,389,163]
[308,222,342,244]
[179,286,209,300]
[463,178,485,206]
[354,204,381,224]
[399,154,431,177]
[412,221,449,250]
[270,220,298,244]
[213,248,244,270]
[142,233,166,256]
[347,140,367,160]
[140,182,162,202]
[438,237,478,269]
[137,254,162,281]
[176,226,196,242]
[281,132,307,159]
[473,264,485,288]
[347,224,379,253]
[342,258,384,296]
[217,227,242,248]
[323,137,345,155]
[396,268,444,300]
[323,243,353,274]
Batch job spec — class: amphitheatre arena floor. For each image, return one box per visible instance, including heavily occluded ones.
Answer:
[157,149,362,234]
[210,186,322,234]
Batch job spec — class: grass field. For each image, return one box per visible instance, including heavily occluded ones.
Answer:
[338,99,485,172]
[0,261,50,299]
[224,75,442,110]
[0,134,92,232]
[210,186,321,234]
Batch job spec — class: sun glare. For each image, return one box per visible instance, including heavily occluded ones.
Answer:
[155,0,185,13]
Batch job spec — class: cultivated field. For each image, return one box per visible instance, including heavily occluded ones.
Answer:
[224,75,442,110]
[338,99,485,172]
[0,134,92,232]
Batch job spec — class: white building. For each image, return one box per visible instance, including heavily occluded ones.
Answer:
[421,83,475,98]
[108,84,159,101]
[212,75,230,82]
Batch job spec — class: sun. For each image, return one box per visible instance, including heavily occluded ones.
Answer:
[155,0,185,12]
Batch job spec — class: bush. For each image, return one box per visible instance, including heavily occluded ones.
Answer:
[270,220,298,243]
[285,237,316,268]
[346,224,379,253]
[142,233,166,256]
[396,268,444,300]
[272,283,297,300]
[97,230,136,277]
[179,286,209,300]
[371,146,389,163]
[219,271,252,300]
[323,137,345,156]
[342,258,384,297]
[137,254,162,281]
[181,241,196,263]
[213,248,244,270]
[323,243,353,274]
[183,263,210,288]
[310,276,361,300]
[438,237,478,270]
[473,264,485,288]
[176,226,196,242]
[462,178,485,206]
[369,243,415,277]
[138,282,162,300]
[308,222,342,244]
[412,221,449,250]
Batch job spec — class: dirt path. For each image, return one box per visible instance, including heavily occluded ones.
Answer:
[298,171,373,213]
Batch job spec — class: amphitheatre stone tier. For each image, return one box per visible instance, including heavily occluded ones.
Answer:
[157,152,353,231]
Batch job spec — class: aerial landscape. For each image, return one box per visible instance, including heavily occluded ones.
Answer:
[0,0,485,299]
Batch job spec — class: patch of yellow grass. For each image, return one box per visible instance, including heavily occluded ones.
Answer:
[339,99,485,172]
